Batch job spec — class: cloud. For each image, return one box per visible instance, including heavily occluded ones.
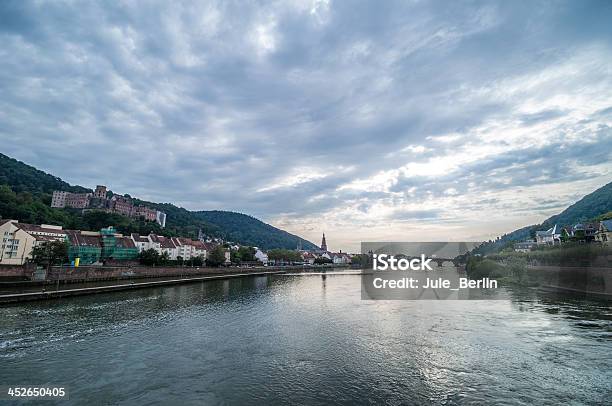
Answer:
[1,0,611,251]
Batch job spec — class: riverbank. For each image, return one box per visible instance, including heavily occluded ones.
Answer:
[0,270,287,304]
[0,263,349,283]
[0,264,352,303]
[466,256,612,299]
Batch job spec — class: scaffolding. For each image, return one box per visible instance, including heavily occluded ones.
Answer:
[100,227,138,261]
[68,245,101,265]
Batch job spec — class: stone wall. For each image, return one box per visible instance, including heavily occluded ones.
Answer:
[0,263,35,280]
[1,263,348,283]
[45,265,244,282]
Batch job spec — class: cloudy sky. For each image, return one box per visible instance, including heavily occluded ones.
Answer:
[1,0,612,251]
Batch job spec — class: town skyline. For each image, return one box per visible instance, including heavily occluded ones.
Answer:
[1,1,611,252]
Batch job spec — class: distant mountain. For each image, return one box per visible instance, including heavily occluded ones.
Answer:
[0,152,317,250]
[474,181,612,254]
[541,181,612,228]
[194,211,317,250]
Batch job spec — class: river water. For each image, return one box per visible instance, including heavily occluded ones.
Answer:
[0,272,610,405]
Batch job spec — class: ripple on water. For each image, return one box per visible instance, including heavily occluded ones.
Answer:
[0,275,610,404]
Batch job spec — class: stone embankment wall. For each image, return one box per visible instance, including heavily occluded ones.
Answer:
[0,264,35,280]
[0,263,348,283]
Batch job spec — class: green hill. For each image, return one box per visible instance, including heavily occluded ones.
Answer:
[194,210,315,250]
[541,182,612,228]
[474,181,612,254]
[0,152,317,250]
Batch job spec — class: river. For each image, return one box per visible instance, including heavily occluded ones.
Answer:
[0,272,610,405]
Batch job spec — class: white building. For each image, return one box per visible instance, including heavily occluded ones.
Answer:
[0,220,67,265]
[331,252,351,264]
[130,233,162,254]
[535,224,561,245]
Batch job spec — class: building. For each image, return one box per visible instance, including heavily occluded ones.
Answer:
[133,205,157,222]
[51,191,68,208]
[66,230,102,265]
[570,223,599,243]
[535,225,561,245]
[66,227,138,264]
[0,220,67,265]
[596,220,612,244]
[331,252,351,264]
[111,195,134,217]
[300,251,316,264]
[93,185,107,199]
[130,233,152,253]
[153,235,178,260]
[168,237,209,261]
[49,184,167,227]
[134,233,162,253]
[191,240,208,259]
[99,227,139,261]
[51,191,92,209]
[320,233,328,251]
[66,192,91,209]
[172,237,193,260]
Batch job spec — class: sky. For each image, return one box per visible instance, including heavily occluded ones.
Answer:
[1,0,612,252]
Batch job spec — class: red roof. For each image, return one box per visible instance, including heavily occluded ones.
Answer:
[116,237,136,248]
[66,230,101,247]
[15,223,67,235]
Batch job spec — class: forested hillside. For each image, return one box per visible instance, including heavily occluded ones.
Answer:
[473,181,612,255]
[0,153,316,250]
[194,211,317,250]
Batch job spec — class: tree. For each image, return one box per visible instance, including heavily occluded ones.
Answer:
[351,254,368,267]
[159,251,170,265]
[231,246,256,264]
[267,249,302,263]
[139,248,160,266]
[31,240,68,270]
[314,257,332,265]
[206,246,226,267]
[186,255,204,267]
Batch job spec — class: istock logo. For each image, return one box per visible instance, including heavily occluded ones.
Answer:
[373,254,433,271]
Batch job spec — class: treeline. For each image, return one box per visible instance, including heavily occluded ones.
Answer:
[466,256,527,285]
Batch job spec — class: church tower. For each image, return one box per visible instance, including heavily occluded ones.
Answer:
[321,233,328,252]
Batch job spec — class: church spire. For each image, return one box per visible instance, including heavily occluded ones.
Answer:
[321,233,328,252]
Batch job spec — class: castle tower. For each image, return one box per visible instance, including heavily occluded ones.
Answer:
[321,233,327,252]
[94,185,107,199]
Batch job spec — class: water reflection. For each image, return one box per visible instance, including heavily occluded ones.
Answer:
[0,274,610,405]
